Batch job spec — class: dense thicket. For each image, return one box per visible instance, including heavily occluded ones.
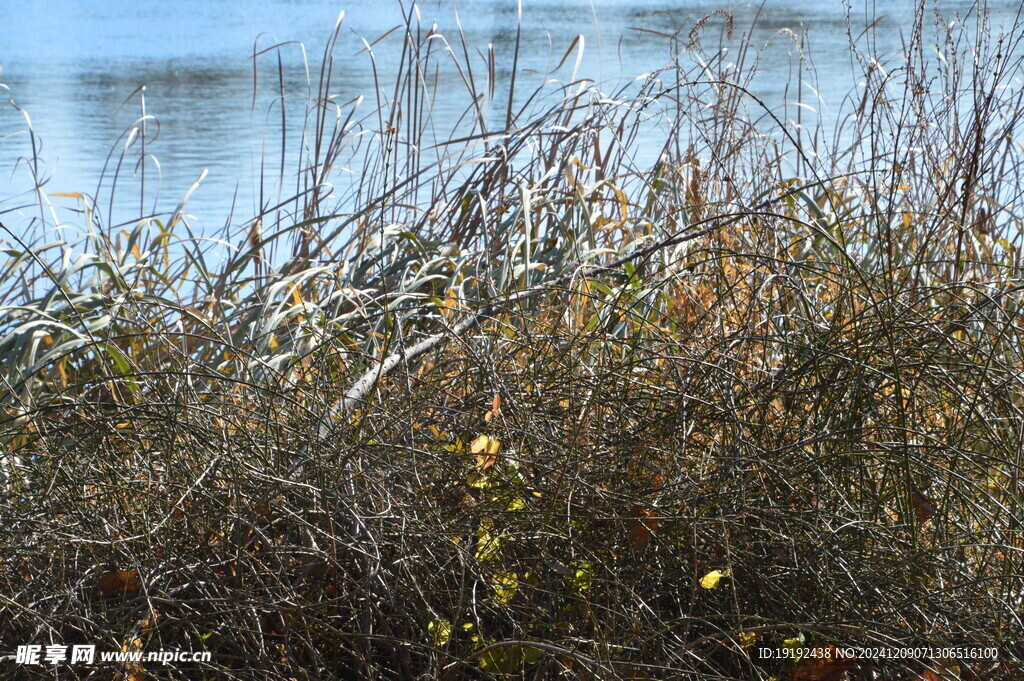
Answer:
[2,3,1022,679]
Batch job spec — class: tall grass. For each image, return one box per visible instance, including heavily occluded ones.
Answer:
[1,2,1023,679]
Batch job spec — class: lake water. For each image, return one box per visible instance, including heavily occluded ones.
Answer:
[1,0,1021,238]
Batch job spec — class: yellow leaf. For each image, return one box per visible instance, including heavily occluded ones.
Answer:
[443,438,466,454]
[426,618,451,647]
[782,632,806,660]
[502,495,526,511]
[474,520,502,562]
[441,287,461,316]
[566,561,593,590]
[738,631,758,648]
[485,438,500,455]
[492,572,518,606]
[471,435,490,453]
[700,569,729,589]
[468,470,499,488]
[51,192,85,199]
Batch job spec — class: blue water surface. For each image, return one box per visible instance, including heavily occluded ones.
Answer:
[1,0,1021,237]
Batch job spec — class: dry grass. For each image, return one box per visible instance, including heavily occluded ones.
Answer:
[1,2,1023,679]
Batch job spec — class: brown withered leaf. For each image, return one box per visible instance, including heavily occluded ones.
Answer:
[118,632,146,681]
[98,569,142,596]
[910,485,937,523]
[476,453,498,471]
[915,657,961,681]
[484,393,502,422]
[120,657,145,681]
[628,507,660,550]
[137,608,159,636]
[458,491,478,511]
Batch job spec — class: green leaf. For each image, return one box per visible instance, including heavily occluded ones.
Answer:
[101,341,132,375]
[478,644,542,673]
